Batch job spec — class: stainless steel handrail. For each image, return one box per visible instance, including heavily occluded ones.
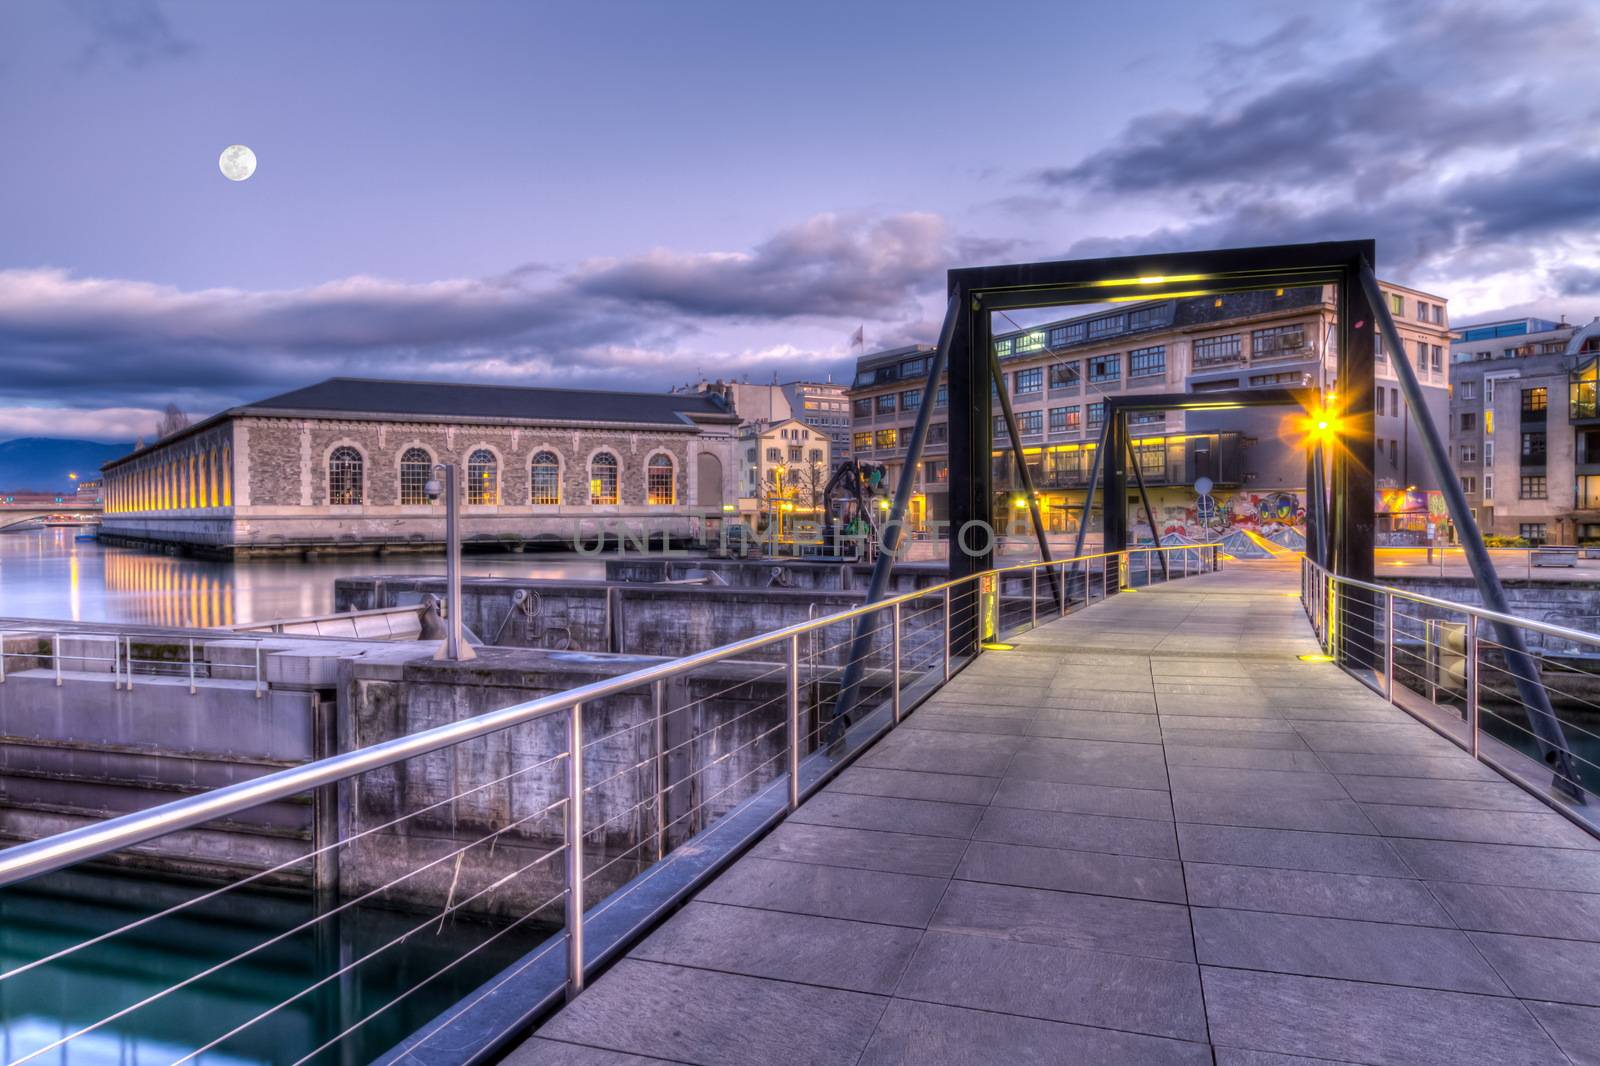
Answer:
[1304,555,1600,651]
[0,543,1212,889]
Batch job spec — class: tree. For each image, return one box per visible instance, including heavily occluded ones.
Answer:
[154,403,191,439]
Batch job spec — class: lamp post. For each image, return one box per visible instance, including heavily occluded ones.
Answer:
[426,463,474,661]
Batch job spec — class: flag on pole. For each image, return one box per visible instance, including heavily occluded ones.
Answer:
[849,325,865,351]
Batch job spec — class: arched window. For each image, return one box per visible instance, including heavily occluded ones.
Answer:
[399,447,433,504]
[590,452,619,505]
[467,448,498,504]
[647,453,675,505]
[329,446,364,505]
[531,451,561,505]
[221,446,232,506]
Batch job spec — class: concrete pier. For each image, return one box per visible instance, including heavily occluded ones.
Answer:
[519,559,1600,1065]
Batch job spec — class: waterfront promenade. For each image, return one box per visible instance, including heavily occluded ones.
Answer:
[518,559,1600,1065]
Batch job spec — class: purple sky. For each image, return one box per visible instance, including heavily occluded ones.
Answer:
[3,0,1599,441]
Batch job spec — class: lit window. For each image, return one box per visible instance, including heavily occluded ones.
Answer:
[468,449,498,504]
[590,452,619,505]
[531,450,561,505]
[399,447,432,504]
[875,428,897,448]
[329,446,363,505]
[647,454,674,505]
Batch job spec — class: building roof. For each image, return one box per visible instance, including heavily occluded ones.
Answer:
[241,377,737,426]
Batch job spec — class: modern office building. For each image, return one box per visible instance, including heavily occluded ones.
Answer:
[99,377,741,556]
[849,280,1451,541]
[1449,317,1600,542]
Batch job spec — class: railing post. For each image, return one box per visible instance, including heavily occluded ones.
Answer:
[1031,568,1038,628]
[942,588,952,683]
[54,634,61,687]
[891,603,902,724]
[1103,557,1110,600]
[188,639,196,695]
[653,678,667,861]
[254,644,264,699]
[1383,590,1395,703]
[1466,615,1480,759]
[787,634,801,810]
[565,701,586,1001]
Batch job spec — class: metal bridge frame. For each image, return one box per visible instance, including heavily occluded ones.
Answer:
[945,240,1379,662]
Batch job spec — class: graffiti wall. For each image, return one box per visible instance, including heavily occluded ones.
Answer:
[1141,487,1306,542]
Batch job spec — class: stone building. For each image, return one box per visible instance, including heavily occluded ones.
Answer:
[1449,317,1600,542]
[99,378,740,556]
[849,280,1451,542]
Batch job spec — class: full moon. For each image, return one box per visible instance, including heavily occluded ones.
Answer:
[219,145,257,182]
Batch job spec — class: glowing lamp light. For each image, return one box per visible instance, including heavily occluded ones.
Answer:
[1298,653,1336,663]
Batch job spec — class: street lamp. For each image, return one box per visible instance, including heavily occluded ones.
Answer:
[425,463,475,661]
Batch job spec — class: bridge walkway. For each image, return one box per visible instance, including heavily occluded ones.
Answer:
[517,558,1600,1065]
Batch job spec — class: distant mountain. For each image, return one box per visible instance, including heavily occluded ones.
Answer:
[0,438,136,493]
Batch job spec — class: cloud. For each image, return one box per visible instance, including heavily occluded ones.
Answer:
[0,406,161,443]
[573,212,953,319]
[1556,265,1600,297]
[68,0,192,68]
[0,211,962,431]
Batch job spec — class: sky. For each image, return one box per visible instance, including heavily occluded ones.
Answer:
[2,0,1599,442]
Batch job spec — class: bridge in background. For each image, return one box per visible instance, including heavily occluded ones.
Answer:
[0,499,101,530]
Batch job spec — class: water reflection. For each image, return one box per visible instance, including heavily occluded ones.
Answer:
[0,528,603,628]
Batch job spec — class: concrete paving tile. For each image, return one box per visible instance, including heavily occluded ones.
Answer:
[956,840,1187,904]
[972,805,1178,859]
[857,741,1014,777]
[632,901,920,994]
[1164,745,1329,773]
[504,1039,675,1065]
[902,711,1033,735]
[1360,802,1600,848]
[789,791,983,839]
[1469,931,1600,1005]
[1428,880,1600,941]
[1336,774,1552,812]
[1192,908,1508,994]
[1159,714,1295,732]
[917,698,1043,718]
[873,728,1024,755]
[1160,728,1311,750]
[1041,691,1159,714]
[1026,710,1163,743]
[1293,722,1460,755]
[1200,967,1562,1066]
[1154,700,1283,719]
[1173,792,1376,834]
[751,822,968,878]
[1213,1051,1363,1066]
[1184,863,1451,926]
[930,879,1194,961]
[1273,703,1405,723]
[1390,838,1600,891]
[990,776,1174,821]
[1176,824,1411,876]
[1048,670,1153,693]
[857,997,1212,1066]
[696,856,948,928]
[895,930,1208,1042]
[1527,1001,1600,1066]
[1314,750,1500,780]
[1167,766,1349,800]
[1005,745,1171,791]
[827,765,1000,805]
[537,960,887,1066]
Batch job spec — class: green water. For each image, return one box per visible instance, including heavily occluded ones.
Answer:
[0,868,551,1065]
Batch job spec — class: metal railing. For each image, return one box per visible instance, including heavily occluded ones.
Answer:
[1302,554,1598,829]
[0,543,1219,1066]
[0,629,266,696]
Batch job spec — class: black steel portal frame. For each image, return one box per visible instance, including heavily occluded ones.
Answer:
[946,241,1378,662]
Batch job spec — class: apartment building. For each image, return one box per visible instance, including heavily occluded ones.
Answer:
[673,379,851,466]
[1449,317,1600,542]
[735,417,831,527]
[849,281,1450,541]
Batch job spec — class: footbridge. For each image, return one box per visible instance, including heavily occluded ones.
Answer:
[0,500,100,530]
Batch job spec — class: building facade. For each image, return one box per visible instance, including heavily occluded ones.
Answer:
[735,417,832,528]
[673,379,851,466]
[1449,317,1600,542]
[849,280,1450,541]
[99,378,741,556]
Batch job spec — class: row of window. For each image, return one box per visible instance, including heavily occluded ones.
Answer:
[1460,473,1552,501]
[853,402,1116,454]
[331,446,677,507]
[105,445,233,513]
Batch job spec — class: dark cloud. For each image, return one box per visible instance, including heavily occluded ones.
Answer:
[1557,266,1600,297]
[572,213,951,319]
[68,0,192,68]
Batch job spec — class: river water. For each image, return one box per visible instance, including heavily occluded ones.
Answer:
[0,527,604,627]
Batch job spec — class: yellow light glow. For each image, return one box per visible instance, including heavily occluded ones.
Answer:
[981,641,1016,651]
[1106,290,1213,303]
[1298,654,1336,663]
[1089,272,1214,288]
